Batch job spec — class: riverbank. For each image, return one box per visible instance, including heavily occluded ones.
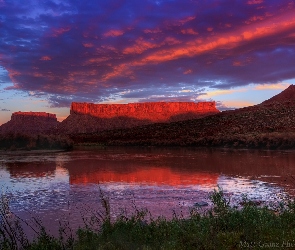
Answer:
[1,189,295,249]
[0,133,73,151]
[71,131,295,150]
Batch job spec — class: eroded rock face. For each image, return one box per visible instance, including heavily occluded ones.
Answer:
[59,102,219,134]
[71,102,218,121]
[0,112,59,134]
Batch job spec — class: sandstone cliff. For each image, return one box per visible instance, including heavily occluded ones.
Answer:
[70,102,217,121]
[0,111,59,134]
[59,101,219,134]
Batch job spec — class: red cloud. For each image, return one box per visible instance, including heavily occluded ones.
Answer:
[103,29,124,37]
[83,43,94,48]
[181,29,198,35]
[247,0,263,4]
[139,10,295,64]
[50,27,70,37]
[40,56,52,61]
[184,69,192,74]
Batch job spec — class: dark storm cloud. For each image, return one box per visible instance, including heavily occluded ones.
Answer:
[0,0,295,107]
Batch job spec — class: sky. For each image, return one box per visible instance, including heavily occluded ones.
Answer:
[0,0,295,125]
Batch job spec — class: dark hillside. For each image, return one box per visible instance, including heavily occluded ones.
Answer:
[261,84,295,104]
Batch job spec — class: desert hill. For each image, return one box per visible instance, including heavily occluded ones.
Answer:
[71,85,295,149]
[261,84,295,105]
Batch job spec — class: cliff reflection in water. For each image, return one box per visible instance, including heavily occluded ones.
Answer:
[5,162,218,187]
[69,166,218,186]
[63,147,295,193]
[3,147,295,192]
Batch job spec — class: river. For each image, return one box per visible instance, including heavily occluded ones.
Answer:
[1,147,295,236]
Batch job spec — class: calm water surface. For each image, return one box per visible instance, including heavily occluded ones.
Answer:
[1,147,295,235]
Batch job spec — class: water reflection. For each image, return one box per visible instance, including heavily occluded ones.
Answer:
[8,162,56,178]
[63,148,295,193]
[1,147,295,235]
[69,166,218,186]
[2,147,295,197]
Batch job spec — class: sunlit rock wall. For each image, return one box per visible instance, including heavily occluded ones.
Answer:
[70,102,218,122]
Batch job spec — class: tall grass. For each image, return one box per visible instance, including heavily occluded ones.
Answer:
[2,188,295,249]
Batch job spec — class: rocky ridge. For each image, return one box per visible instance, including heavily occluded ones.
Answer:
[261,84,295,105]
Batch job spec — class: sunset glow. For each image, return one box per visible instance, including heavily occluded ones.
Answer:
[0,0,295,124]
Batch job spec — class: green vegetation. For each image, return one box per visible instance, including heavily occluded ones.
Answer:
[0,133,73,151]
[1,188,295,249]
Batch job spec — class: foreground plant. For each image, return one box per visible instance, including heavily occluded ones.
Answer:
[2,188,295,249]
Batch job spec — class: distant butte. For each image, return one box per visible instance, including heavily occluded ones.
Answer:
[0,111,59,134]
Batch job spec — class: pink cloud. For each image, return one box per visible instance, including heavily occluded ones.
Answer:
[247,0,263,5]
[177,16,196,25]
[139,10,295,64]
[181,29,198,35]
[50,27,70,37]
[123,37,159,54]
[184,69,192,74]
[83,43,94,48]
[143,28,162,34]
[40,56,52,61]
[103,29,124,37]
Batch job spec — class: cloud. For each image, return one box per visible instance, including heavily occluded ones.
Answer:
[215,101,236,111]
[40,56,52,61]
[247,0,264,5]
[222,100,254,108]
[254,83,290,90]
[119,85,204,102]
[201,88,247,98]
[0,108,10,111]
[0,0,294,107]
[103,29,124,37]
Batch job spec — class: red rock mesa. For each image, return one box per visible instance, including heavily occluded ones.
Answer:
[0,112,59,134]
[60,102,219,133]
[70,102,218,121]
